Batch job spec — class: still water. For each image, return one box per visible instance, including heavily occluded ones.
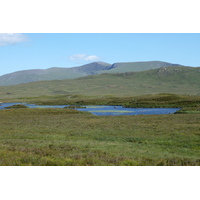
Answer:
[0,103,180,116]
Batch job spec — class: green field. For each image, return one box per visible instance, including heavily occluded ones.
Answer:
[0,107,199,166]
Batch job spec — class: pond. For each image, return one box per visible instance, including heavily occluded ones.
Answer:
[0,102,180,116]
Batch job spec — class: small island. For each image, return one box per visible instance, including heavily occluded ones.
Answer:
[5,104,28,109]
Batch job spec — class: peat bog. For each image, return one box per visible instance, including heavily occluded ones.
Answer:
[0,93,199,166]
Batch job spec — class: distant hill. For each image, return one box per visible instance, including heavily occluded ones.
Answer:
[0,66,199,99]
[0,61,183,86]
[102,61,182,73]
[0,62,112,86]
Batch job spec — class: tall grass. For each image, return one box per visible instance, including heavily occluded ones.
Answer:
[0,108,199,166]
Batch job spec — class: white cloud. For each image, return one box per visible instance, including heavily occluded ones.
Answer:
[0,33,28,46]
[84,55,99,61]
[69,54,99,62]
[69,54,87,61]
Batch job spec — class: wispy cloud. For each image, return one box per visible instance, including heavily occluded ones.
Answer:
[84,55,99,61]
[0,33,28,46]
[69,54,99,62]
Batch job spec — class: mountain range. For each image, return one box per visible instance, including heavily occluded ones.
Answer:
[0,65,199,99]
[0,61,183,86]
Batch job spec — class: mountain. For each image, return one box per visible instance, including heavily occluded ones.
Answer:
[101,61,182,73]
[0,66,199,99]
[0,62,112,86]
[0,61,183,86]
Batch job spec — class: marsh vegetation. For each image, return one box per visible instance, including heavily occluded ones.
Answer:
[0,106,199,166]
[0,93,199,166]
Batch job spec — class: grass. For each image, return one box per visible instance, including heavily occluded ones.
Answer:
[0,108,199,166]
[13,93,200,109]
[175,107,200,114]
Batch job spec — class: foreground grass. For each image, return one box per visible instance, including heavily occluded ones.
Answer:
[0,108,199,166]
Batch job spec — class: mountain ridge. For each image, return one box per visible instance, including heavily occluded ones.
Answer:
[0,65,199,99]
[0,61,187,86]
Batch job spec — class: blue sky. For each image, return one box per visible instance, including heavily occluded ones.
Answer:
[0,33,200,76]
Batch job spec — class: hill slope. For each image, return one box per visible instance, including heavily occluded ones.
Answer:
[0,66,199,99]
[102,61,182,73]
[0,61,183,86]
[0,62,112,86]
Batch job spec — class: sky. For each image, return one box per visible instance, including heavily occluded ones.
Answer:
[0,33,200,76]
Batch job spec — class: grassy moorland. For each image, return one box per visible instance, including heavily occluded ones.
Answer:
[0,65,199,166]
[0,108,199,166]
[6,93,199,114]
[25,93,200,109]
[0,93,199,166]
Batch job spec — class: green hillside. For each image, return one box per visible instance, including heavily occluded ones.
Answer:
[0,61,181,86]
[99,61,182,73]
[0,66,199,100]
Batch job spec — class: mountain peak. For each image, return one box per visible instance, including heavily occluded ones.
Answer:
[93,61,112,66]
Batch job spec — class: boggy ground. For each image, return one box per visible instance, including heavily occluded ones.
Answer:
[15,93,200,108]
[0,108,199,166]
